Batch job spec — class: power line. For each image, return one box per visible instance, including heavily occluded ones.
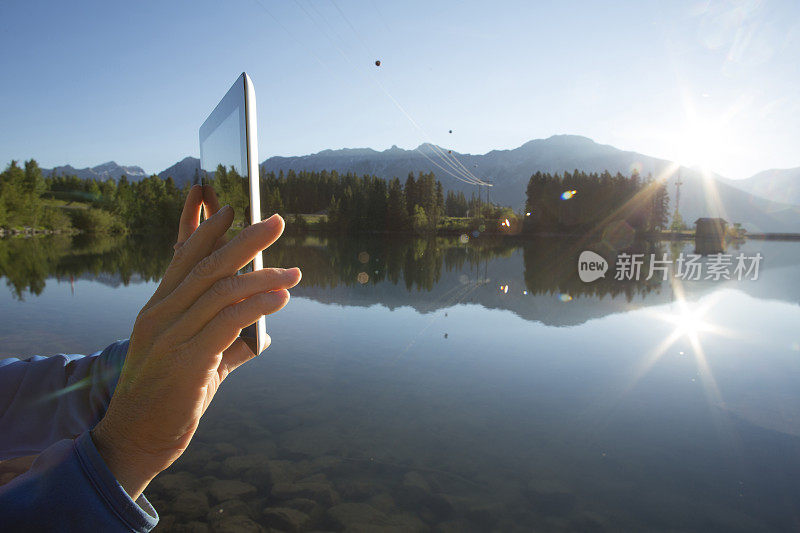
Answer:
[294,0,489,187]
[328,0,489,186]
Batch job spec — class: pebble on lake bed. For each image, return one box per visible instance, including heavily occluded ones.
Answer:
[262,507,311,531]
[171,491,209,520]
[271,481,340,506]
[208,479,257,503]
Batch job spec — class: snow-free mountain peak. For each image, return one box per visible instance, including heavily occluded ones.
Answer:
[727,167,800,206]
[255,137,800,232]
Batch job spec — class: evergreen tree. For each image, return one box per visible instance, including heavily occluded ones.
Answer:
[23,159,46,197]
[445,191,468,217]
[386,178,409,231]
[115,175,132,220]
[524,169,670,235]
[404,172,417,218]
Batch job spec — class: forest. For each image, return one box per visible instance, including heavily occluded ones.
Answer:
[0,159,184,234]
[209,166,509,234]
[0,159,508,236]
[523,169,670,234]
[1,159,667,238]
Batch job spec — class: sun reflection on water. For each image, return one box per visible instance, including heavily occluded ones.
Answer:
[634,282,741,408]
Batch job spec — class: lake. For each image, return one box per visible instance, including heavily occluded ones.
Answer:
[1,234,799,532]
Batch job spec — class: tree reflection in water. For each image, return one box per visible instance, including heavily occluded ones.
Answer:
[0,234,173,300]
[0,234,662,303]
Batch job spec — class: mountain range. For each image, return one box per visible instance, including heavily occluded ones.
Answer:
[42,135,800,232]
[722,167,800,207]
[42,161,149,182]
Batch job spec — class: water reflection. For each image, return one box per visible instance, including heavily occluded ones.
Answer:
[1,235,798,324]
[1,235,800,531]
[0,234,171,300]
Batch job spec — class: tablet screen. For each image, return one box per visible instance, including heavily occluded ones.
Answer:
[199,75,250,225]
[199,74,260,349]
[200,105,246,181]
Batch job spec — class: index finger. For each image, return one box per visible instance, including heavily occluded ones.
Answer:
[176,185,204,247]
[145,205,234,312]
[159,214,285,316]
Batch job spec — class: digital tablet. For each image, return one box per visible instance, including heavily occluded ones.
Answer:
[199,72,266,355]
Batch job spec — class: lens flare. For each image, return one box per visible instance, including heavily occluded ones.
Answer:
[558,293,573,302]
[561,190,577,200]
[626,283,740,414]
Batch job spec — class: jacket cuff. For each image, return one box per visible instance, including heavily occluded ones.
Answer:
[75,431,159,532]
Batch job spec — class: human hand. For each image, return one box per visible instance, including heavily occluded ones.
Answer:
[173,184,227,252]
[92,185,301,500]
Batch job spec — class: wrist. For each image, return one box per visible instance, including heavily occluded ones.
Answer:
[90,421,161,501]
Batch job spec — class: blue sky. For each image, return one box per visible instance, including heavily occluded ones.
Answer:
[1,0,798,179]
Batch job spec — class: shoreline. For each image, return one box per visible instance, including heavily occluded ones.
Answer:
[4,227,800,243]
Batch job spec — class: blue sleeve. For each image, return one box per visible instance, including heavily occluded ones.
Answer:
[0,431,158,532]
[0,340,128,459]
[0,340,159,531]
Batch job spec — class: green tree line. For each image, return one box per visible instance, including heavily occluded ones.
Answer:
[1,159,185,234]
[47,171,184,233]
[4,158,667,238]
[0,160,61,230]
[209,166,509,235]
[523,169,669,234]
[3,158,507,237]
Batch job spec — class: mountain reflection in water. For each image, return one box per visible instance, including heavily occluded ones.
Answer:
[1,234,799,531]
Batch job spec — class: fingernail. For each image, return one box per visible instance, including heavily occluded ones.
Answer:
[216,205,231,217]
[264,213,281,225]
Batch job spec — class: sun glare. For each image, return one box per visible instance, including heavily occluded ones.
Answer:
[624,283,741,409]
[676,115,730,171]
[662,305,712,338]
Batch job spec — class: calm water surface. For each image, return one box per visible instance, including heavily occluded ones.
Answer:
[1,234,799,532]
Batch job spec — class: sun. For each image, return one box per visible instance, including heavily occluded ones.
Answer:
[671,83,747,174]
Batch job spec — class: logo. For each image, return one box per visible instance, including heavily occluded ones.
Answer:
[578,251,608,282]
